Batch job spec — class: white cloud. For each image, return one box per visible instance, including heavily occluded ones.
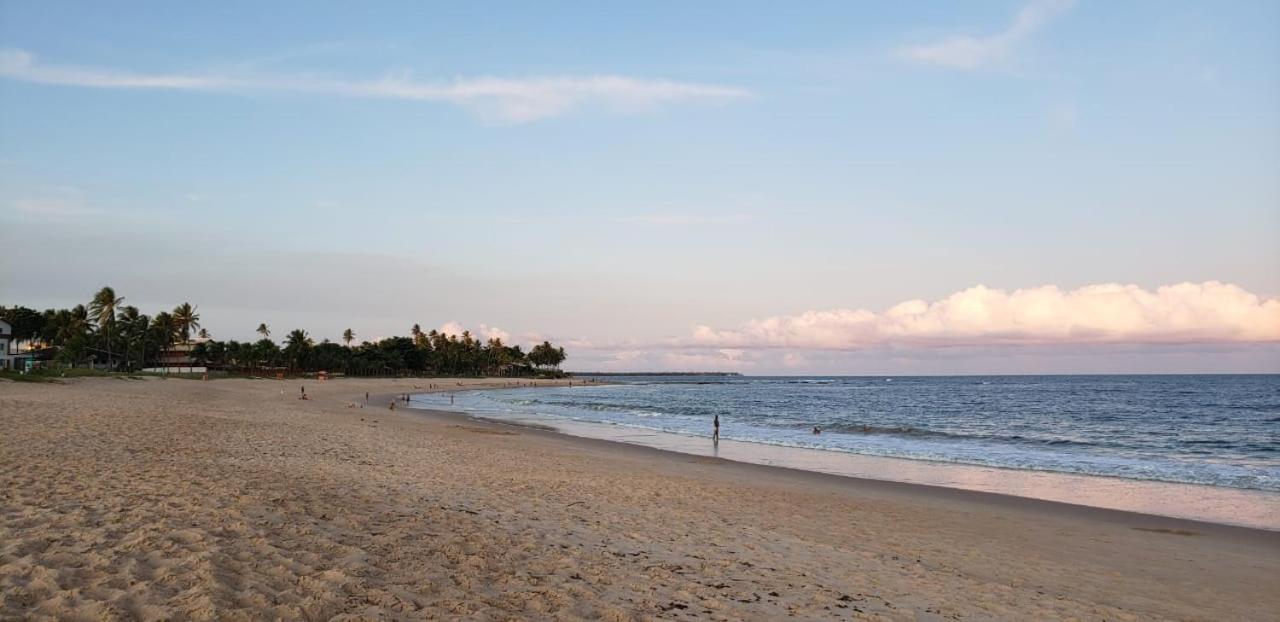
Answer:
[479,324,510,343]
[438,321,467,336]
[433,322,510,343]
[0,49,750,123]
[689,282,1280,350]
[897,0,1074,70]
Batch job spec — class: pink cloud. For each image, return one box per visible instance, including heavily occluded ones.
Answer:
[436,321,512,343]
[438,321,467,336]
[662,349,757,371]
[690,281,1280,350]
[479,324,510,343]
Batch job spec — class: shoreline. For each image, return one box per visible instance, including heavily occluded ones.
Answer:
[4,376,1278,619]
[406,386,1280,532]
[406,402,1280,541]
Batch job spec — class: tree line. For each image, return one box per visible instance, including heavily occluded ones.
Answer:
[1,286,567,376]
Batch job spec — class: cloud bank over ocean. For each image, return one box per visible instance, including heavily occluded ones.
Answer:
[688,282,1280,350]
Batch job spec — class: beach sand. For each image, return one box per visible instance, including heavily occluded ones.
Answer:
[1,377,1277,620]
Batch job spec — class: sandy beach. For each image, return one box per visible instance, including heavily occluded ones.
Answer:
[2,377,1277,621]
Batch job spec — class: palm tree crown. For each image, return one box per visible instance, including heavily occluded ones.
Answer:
[151,312,177,348]
[172,303,200,343]
[89,286,124,329]
[342,328,355,347]
[115,305,146,370]
[284,329,312,350]
[89,286,124,368]
[256,323,270,340]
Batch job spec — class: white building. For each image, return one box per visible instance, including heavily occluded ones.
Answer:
[0,319,13,370]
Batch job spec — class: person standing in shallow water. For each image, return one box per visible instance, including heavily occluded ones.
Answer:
[713,414,720,443]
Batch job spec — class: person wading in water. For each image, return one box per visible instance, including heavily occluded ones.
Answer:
[713,414,720,444]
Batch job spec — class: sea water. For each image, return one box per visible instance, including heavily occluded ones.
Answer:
[409,375,1280,527]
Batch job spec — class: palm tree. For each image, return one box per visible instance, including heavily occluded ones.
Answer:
[529,341,566,370]
[63,305,91,342]
[257,323,270,341]
[89,286,124,369]
[172,303,200,343]
[284,329,312,369]
[151,311,177,353]
[285,329,311,349]
[197,328,210,339]
[254,339,280,368]
[116,305,146,370]
[342,328,355,348]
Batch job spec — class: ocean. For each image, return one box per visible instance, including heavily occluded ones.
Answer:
[413,375,1280,493]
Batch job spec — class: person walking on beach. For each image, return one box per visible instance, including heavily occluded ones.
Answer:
[713,414,720,443]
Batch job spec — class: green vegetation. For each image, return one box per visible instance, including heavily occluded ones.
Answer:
[528,341,567,370]
[2,286,568,377]
[0,369,58,382]
[0,367,119,383]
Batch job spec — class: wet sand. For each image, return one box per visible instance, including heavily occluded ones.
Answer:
[432,402,1280,531]
[2,376,1277,620]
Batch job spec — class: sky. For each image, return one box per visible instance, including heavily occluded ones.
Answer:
[1,0,1277,374]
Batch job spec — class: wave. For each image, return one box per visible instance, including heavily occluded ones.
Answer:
[808,422,953,439]
[628,380,738,386]
[536,414,1280,492]
[488,393,1267,455]
[498,397,727,420]
[722,434,1280,492]
[436,377,1280,492]
[781,421,1117,450]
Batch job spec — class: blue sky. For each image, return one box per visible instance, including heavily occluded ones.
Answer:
[1,1,1277,373]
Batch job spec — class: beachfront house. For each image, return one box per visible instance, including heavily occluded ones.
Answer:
[0,319,12,370]
[143,338,210,374]
[0,319,54,371]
